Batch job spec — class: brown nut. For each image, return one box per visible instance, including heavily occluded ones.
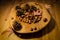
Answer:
[43,18,48,22]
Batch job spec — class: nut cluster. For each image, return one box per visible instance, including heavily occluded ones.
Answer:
[16,4,42,24]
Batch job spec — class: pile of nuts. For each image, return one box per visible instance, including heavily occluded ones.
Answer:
[16,4,42,24]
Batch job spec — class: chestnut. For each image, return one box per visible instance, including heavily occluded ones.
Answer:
[13,21,22,31]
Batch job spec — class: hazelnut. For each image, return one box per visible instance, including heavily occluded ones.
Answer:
[43,18,48,22]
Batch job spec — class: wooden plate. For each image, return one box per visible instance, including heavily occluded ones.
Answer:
[6,2,51,33]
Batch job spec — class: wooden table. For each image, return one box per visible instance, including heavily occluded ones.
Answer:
[0,0,60,40]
